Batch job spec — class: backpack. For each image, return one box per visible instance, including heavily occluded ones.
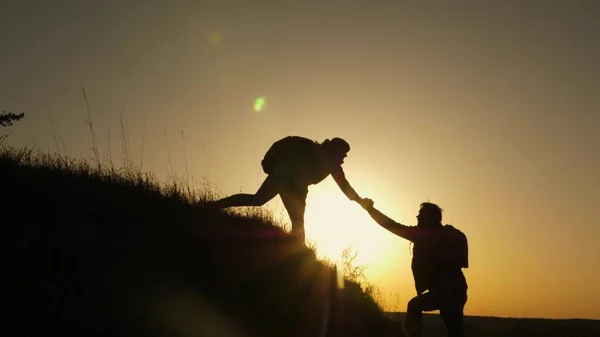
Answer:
[261,136,319,174]
[441,225,469,269]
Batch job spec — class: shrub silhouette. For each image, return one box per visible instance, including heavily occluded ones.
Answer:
[1,144,392,337]
[0,110,24,127]
[0,110,25,143]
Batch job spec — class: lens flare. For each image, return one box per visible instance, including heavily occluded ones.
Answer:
[254,97,266,112]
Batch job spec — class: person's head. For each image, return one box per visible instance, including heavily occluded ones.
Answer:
[416,202,443,227]
[321,137,350,165]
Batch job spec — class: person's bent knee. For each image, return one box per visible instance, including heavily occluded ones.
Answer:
[407,296,422,313]
[405,298,423,337]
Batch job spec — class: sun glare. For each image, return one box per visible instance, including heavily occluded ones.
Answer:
[303,182,392,270]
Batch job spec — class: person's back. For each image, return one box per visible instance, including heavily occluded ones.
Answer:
[261,136,332,186]
[411,225,468,295]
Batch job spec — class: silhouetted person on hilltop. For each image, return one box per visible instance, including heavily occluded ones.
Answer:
[210,136,367,243]
[359,199,469,337]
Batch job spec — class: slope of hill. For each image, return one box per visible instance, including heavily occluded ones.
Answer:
[1,145,389,337]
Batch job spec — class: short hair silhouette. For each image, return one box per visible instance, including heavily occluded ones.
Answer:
[322,137,350,154]
[419,202,443,223]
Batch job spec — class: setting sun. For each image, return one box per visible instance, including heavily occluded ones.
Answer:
[301,180,398,270]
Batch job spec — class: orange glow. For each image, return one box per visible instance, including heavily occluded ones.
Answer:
[294,179,404,279]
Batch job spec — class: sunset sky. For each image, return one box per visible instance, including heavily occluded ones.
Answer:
[1,1,599,319]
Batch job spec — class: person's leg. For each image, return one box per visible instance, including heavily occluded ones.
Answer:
[405,292,441,337]
[439,291,467,337]
[279,187,308,243]
[212,174,280,208]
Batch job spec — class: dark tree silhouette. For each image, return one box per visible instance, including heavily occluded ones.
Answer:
[0,111,25,127]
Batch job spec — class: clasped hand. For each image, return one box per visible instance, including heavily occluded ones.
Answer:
[357,197,374,210]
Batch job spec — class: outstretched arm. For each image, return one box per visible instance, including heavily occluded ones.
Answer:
[331,165,361,201]
[359,199,417,242]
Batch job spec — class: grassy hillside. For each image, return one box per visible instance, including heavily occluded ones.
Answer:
[1,145,391,337]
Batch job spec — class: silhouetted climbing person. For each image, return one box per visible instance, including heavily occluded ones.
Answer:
[210,136,367,243]
[359,199,469,337]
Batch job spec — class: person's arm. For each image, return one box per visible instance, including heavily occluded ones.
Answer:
[360,199,417,242]
[331,165,361,201]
